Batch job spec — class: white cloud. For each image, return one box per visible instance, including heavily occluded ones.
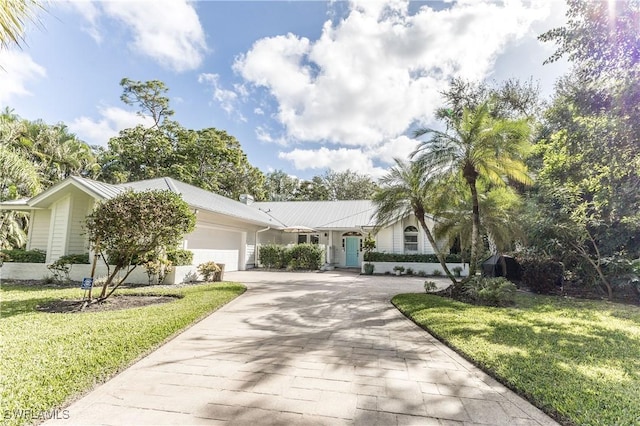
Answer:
[198,73,246,121]
[71,0,207,72]
[235,0,552,149]
[0,50,46,105]
[69,106,152,146]
[64,1,102,42]
[279,147,388,178]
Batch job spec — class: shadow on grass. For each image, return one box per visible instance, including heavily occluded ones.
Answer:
[393,292,640,426]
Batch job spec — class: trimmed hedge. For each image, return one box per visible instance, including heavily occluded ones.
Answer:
[364,252,461,263]
[259,244,287,269]
[0,249,46,263]
[259,244,323,270]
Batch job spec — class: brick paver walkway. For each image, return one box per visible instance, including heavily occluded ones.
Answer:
[46,270,558,425]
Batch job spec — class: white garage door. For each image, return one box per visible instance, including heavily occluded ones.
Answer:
[186,227,242,272]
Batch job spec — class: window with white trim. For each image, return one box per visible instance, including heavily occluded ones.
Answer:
[404,226,418,252]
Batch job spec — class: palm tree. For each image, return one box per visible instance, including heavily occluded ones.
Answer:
[0,145,41,249]
[372,158,458,285]
[434,180,526,271]
[0,0,43,49]
[412,101,532,278]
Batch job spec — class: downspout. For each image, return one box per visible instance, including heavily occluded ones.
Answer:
[255,227,271,268]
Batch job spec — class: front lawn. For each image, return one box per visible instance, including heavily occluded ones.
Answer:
[0,281,245,426]
[392,293,640,426]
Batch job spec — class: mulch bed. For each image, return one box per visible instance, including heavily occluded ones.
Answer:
[36,295,180,313]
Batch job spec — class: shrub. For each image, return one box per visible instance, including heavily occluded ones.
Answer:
[197,261,221,282]
[393,265,405,274]
[424,281,438,293]
[416,270,426,277]
[432,269,443,276]
[259,244,286,269]
[0,249,46,263]
[364,252,461,263]
[167,249,193,266]
[46,254,89,282]
[287,243,323,270]
[363,263,375,275]
[462,277,517,307]
[519,256,564,294]
[405,267,414,276]
[453,266,463,277]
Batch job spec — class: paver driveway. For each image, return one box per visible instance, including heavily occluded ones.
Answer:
[47,270,558,426]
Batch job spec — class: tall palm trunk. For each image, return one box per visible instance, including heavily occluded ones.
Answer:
[415,205,458,286]
[464,164,481,279]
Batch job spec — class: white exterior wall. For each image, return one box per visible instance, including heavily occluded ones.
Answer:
[47,196,71,262]
[27,209,50,251]
[67,192,92,255]
[373,217,439,255]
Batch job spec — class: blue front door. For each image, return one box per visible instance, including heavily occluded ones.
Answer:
[345,237,359,267]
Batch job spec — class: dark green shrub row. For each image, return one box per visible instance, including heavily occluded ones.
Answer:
[259,244,286,268]
[167,249,193,266]
[364,252,461,263]
[57,253,90,264]
[259,244,323,270]
[518,256,564,294]
[287,244,323,270]
[0,249,46,263]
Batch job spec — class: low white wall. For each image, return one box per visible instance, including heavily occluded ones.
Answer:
[1,263,150,284]
[361,261,468,277]
[1,263,226,285]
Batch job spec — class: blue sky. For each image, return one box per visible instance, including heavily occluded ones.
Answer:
[1,0,569,180]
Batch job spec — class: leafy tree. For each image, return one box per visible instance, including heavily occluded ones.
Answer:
[264,169,299,201]
[100,79,266,200]
[531,0,640,298]
[296,176,329,201]
[413,101,532,278]
[437,77,541,123]
[322,169,378,200]
[539,0,640,82]
[85,190,195,301]
[174,128,266,201]
[119,78,174,127]
[372,159,457,285]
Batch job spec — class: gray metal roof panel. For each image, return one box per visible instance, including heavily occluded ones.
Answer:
[254,200,376,229]
[118,178,279,227]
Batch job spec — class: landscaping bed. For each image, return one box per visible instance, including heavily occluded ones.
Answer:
[392,292,640,426]
[0,280,245,426]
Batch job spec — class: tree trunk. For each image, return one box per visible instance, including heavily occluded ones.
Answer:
[417,214,458,287]
[467,177,481,279]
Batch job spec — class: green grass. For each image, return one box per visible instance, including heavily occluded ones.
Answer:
[392,293,640,426]
[0,282,245,426]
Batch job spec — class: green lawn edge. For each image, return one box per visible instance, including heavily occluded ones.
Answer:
[391,292,640,426]
[0,282,246,426]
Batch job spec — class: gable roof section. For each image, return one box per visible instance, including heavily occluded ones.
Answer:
[121,178,280,227]
[28,176,122,208]
[254,200,376,229]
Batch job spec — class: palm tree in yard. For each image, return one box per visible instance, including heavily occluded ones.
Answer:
[373,158,458,285]
[412,101,532,278]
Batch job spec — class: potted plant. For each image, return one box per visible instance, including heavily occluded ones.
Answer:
[393,265,405,276]
[363,263,375,275]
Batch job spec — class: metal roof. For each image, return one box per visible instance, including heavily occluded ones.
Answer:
[119,178,280,227]
[254,200,376,229]
[10,176,382,230]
